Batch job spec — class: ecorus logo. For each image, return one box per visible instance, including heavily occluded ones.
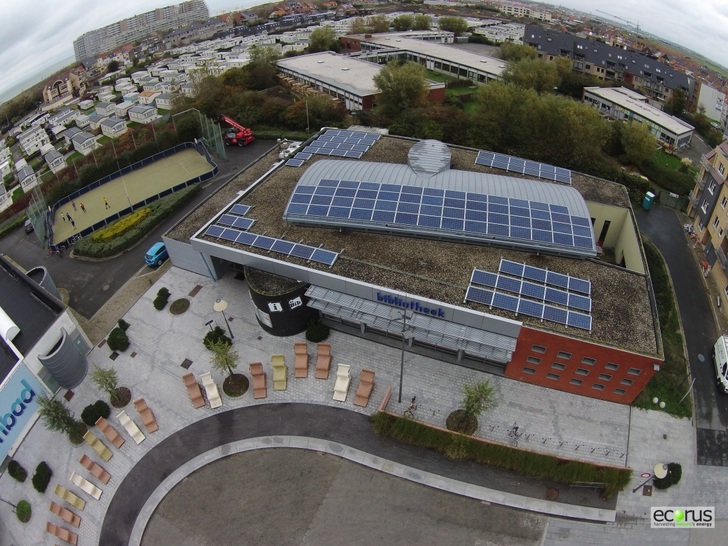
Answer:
[651,507,715,528]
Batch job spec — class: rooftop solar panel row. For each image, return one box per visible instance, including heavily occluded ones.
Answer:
[285,179,595,256]
[286,129,379,168]
[203,225,338,266]
[499,259,591,295]
[475,150,572,185]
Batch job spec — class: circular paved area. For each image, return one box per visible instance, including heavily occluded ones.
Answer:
[100,403,614,545]
[141,449,547,546]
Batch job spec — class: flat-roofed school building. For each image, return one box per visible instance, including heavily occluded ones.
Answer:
[166,131,662,404]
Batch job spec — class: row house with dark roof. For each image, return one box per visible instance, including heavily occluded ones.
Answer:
[523,25,694,106]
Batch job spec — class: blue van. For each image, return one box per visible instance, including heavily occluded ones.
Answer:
[145,242,168,267]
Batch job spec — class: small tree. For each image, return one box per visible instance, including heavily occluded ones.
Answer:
[91,365,119,399]
[210,339,239,378]
[36,394,76,435]
[32,462,53,493]
[461,380,497,421]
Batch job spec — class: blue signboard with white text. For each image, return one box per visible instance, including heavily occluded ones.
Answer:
[0,365,43,460]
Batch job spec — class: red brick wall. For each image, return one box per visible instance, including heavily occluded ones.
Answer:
[428,87,445,104]
[505,326,660,404]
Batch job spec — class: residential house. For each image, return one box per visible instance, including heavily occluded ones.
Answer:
[180,83,196,96]
[123,91,140,103]
[60,127,83,148]
[87,113,108,132]
[687,141,728,313]
[17,165,39,192]
[128,105,160,124]
[155,93,174,110]
[95,102,117,117]
[100,116,128,138]
[18,125,50,156]
[71,131,99,156]
[139,90,162,105]
[114,102,135,118]
[43,148,66,174]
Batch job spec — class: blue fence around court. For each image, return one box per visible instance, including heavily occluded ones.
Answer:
[48,141,218,249]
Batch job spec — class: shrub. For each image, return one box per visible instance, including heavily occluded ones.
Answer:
[92,207,151,242]
[204,326,232,350]
[68,421,88,445]
[108,327,130,351]
[154,287,171,310]
[305,318,330,342]
[16,500,31,523]
[157,287,170,298]
[8,460,27,482]
[32,462,53,493]
[118,318,130,331]
[81,400,111,426]
[653,462,682,490]
[169,298,190,315]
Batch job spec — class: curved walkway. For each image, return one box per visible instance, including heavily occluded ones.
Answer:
[101,403,616,546]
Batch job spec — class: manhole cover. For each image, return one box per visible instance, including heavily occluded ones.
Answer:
[697,354,705,363]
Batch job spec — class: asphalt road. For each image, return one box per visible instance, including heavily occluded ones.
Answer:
[0,140,276,318]
[636,205,728,466]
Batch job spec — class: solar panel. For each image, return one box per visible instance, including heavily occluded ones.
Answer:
[492,292,519,312]
[205,225,224,237]
[518,298,544,319]
[471,269,498,287]
[233,217,254,230]
[465,285,493,306]
[252,236,275,250]
[220,228,239,242]
[475,150,572,184]
[236,231,257,245]
[290,244,315,260]
[286,158,304,167]
[566,311,592,331]
[543,305,568,324]
[311,248,337,266]
[230,204,251,216]
[569,277,591,295]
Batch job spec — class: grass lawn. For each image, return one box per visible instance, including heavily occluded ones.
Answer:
[446,86,478,97]
[424,70,453,83]
[463,101,479,114]
[653,148,684,170]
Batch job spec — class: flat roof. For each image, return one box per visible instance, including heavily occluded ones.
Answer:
[353,34,507,78]
[277,51,381,95]
[0,257,63,381]
[584,87,694,135]
[173,134,657,357]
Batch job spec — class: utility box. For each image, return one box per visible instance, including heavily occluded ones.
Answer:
[642,191,655,211]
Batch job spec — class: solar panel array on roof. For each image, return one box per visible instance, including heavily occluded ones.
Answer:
[288,129,380,167]
[475,151,572,184]
[284,178,594,256]
[204,201,339,266]
[465,261,592,331]
[204,224,338,266]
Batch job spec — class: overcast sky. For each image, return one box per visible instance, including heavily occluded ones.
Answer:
[1,0,727,104]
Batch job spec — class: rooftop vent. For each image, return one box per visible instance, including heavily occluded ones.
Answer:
[408,139,452,177]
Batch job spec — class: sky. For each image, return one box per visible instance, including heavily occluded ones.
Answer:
[1,0,728,104]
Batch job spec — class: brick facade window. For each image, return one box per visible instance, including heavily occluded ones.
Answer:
[581,357,596,365]
[546,373,560,380]
[526,356,541,365]
[605,362,619,370]
[532,345,546,353]
[552,362,566,370]
[627,368,642,376]
[523,367,536,375]
[592,384,605,390]
[614,388,626,395]
[575,368,590,376]
[569,378,583,386]
[556,351,572,360]
[598,373,612,381]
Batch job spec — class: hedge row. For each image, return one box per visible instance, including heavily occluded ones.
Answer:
[372,412,631,496]
[92,207,151,242]
[73,184,200,258]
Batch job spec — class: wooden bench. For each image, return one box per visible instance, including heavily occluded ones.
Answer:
[183,373,205,408]
[134,398,159,432]
[294,342,309,378]
[272,354,287,391]
[200,373,223,409]
[82,430,112,462]
[378,385,393,413]
[70,471,102,500]
[95,416,125,448]
[117,410,145,444]
[315,343,331,379]
[53,484,86,511]
[79,454,110,484]
[49,501,81,528]
[46,521,78,545]
[250,362,267,399]
[353,369,376,408]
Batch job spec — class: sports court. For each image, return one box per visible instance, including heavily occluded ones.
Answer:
[52,149,214,244]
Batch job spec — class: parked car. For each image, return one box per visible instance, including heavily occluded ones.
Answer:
[145,242,168,267]
[24,219,34,233]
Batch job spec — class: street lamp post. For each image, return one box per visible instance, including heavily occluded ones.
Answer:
[205,319,214,333]
[632,462,668,493]
[393,309,413,403]
[214,298,234,340]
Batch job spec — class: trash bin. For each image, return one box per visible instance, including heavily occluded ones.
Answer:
[642,191,655,211]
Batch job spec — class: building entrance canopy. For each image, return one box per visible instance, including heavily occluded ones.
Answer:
[305,286,517,363]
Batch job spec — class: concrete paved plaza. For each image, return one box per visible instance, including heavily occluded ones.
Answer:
[1,266,726,545]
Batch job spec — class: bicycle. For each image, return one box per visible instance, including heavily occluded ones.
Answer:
[47,244,66,258]
[403,396,417,418]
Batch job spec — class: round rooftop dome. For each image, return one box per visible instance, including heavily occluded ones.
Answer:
[408,139,451,177]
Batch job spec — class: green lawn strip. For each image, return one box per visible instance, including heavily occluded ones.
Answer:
[632,238,692,418]
[653,148,683,170]
[372,412,631,497]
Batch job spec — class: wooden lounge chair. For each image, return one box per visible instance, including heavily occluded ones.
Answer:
[249,362,267,399]
[183,372,205,408]
[79,454,110,484]
[272,354,287,391]
[70,471,102,500]
[134,398,159,433]
[332,363,351,402]
[200,372,223,409]
[49,501,81,528]
[353,369,376,408]
[117,410,145,444]
[95,416,125,448]
[53,484,86,511]
[315,343,331,379]
[46,521,78,545]
[294,342,309,378]
[82,430,113,462]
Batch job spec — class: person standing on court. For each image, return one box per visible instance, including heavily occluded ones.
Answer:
[104,197,110,209]
[80,202,86,213]
[71,200,77,211]
[61,212,66,222]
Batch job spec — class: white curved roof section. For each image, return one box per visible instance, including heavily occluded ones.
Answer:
[0,306,20,342]
[285,159,596,258]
